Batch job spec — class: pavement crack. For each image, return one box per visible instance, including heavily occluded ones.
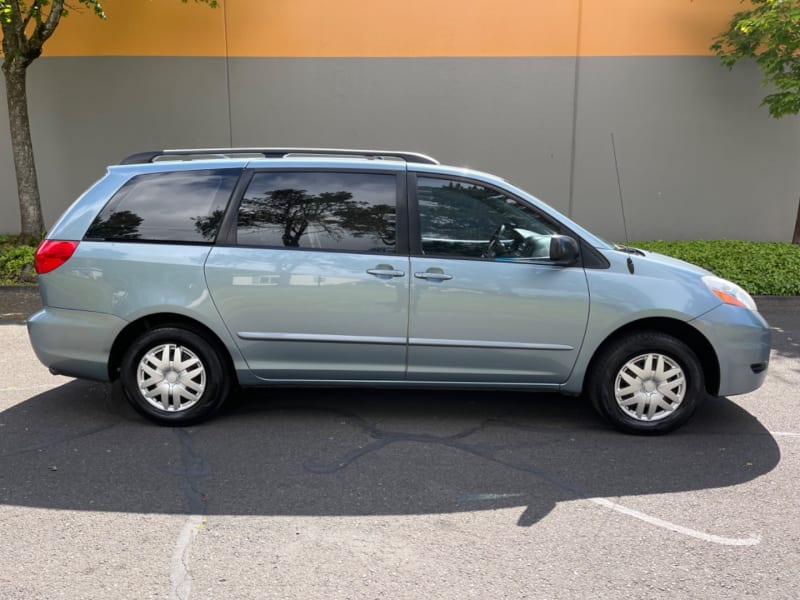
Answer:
[301,412,761,545]
[169,429,209,600]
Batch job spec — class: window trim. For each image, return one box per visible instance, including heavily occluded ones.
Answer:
[220,167,408,256]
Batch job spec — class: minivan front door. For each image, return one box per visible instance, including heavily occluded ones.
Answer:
[406,175,590,384]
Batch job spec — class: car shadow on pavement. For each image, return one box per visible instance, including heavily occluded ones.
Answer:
[0,379,780,528]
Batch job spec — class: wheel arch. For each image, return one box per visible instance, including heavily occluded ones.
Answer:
[583,317,721,396]
[108,313,237,383]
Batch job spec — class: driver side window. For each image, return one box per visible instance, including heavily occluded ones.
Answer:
[416,176,560,260]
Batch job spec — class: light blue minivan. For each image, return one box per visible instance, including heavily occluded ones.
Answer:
[27,148,771,433]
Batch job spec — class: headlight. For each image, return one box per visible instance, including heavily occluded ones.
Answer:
[702,275,757,311]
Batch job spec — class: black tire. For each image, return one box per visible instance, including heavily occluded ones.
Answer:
[120,326,232,426]
[587,331,705,435]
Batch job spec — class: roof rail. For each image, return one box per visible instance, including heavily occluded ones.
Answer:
[119,147,439,166]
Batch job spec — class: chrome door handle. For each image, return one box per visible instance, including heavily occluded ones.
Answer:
[414,271,453,281]
[367,266,406,278]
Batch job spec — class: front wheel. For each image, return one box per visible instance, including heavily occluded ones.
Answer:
[120,326,232,426]
[587,331,705,435]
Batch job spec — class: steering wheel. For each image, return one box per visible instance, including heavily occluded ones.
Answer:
[485,223,515,258]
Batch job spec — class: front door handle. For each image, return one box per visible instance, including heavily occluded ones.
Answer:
[367,264,406,278]
[414,269,453,281]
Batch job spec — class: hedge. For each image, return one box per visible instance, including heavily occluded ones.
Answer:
[631,240,800,296]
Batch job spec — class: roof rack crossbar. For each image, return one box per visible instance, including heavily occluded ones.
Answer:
[119,148,439,165]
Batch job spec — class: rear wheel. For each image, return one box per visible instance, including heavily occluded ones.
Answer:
[587,331,705,435]
[120,326,231,426]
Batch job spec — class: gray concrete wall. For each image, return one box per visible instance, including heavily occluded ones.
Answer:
[1,56,797,241]
[571,57,800,242]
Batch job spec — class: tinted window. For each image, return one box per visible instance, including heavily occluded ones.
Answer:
[237,171,397,253]
[85,169,239,243]
[417,177,561,260]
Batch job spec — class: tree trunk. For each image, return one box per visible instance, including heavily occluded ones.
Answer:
[3,65,45,238]
[793,197,800,245]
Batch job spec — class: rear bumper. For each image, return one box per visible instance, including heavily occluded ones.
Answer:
[690,304,771,397]
[27,307,127,382]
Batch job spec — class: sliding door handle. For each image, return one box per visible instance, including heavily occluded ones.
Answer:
[367,265,406,278]
[414,270,453,281]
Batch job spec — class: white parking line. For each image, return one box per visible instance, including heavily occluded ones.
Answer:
[588,497,761,546]
[582,430,799,546]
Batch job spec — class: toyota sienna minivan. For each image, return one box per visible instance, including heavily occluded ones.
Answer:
[27,148,771,433]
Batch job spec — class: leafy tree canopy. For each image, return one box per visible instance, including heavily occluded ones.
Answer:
[712,0,800,118]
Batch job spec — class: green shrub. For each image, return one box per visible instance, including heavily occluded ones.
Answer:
[631,240,800,296]
[0,238,37,285]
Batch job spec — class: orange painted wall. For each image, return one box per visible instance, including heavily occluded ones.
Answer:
[15,0,743,58]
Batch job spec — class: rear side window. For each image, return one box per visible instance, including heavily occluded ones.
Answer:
[85,169,239,243]
[237,171,397,253]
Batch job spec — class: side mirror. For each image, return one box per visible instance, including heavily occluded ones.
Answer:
[549,235,580,265]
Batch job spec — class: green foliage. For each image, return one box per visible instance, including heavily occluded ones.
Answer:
[632,239,800,296]
[712,0,800,118]
[0,235,36,284]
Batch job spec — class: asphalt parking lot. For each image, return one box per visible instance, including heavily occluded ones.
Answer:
[1,292,798,599]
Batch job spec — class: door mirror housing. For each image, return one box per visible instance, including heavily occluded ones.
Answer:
[549,235,580,265]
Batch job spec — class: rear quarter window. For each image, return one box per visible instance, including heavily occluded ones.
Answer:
[84,169,240,243]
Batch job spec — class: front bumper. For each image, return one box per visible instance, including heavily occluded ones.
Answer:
[690,303,771,397]
[27,307,127,382]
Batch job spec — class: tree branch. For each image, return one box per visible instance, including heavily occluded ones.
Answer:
[1,1,29,67]
[22,1,41,31]
[28,0,64,52]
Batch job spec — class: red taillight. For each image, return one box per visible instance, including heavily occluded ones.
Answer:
[35,240,79,274]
